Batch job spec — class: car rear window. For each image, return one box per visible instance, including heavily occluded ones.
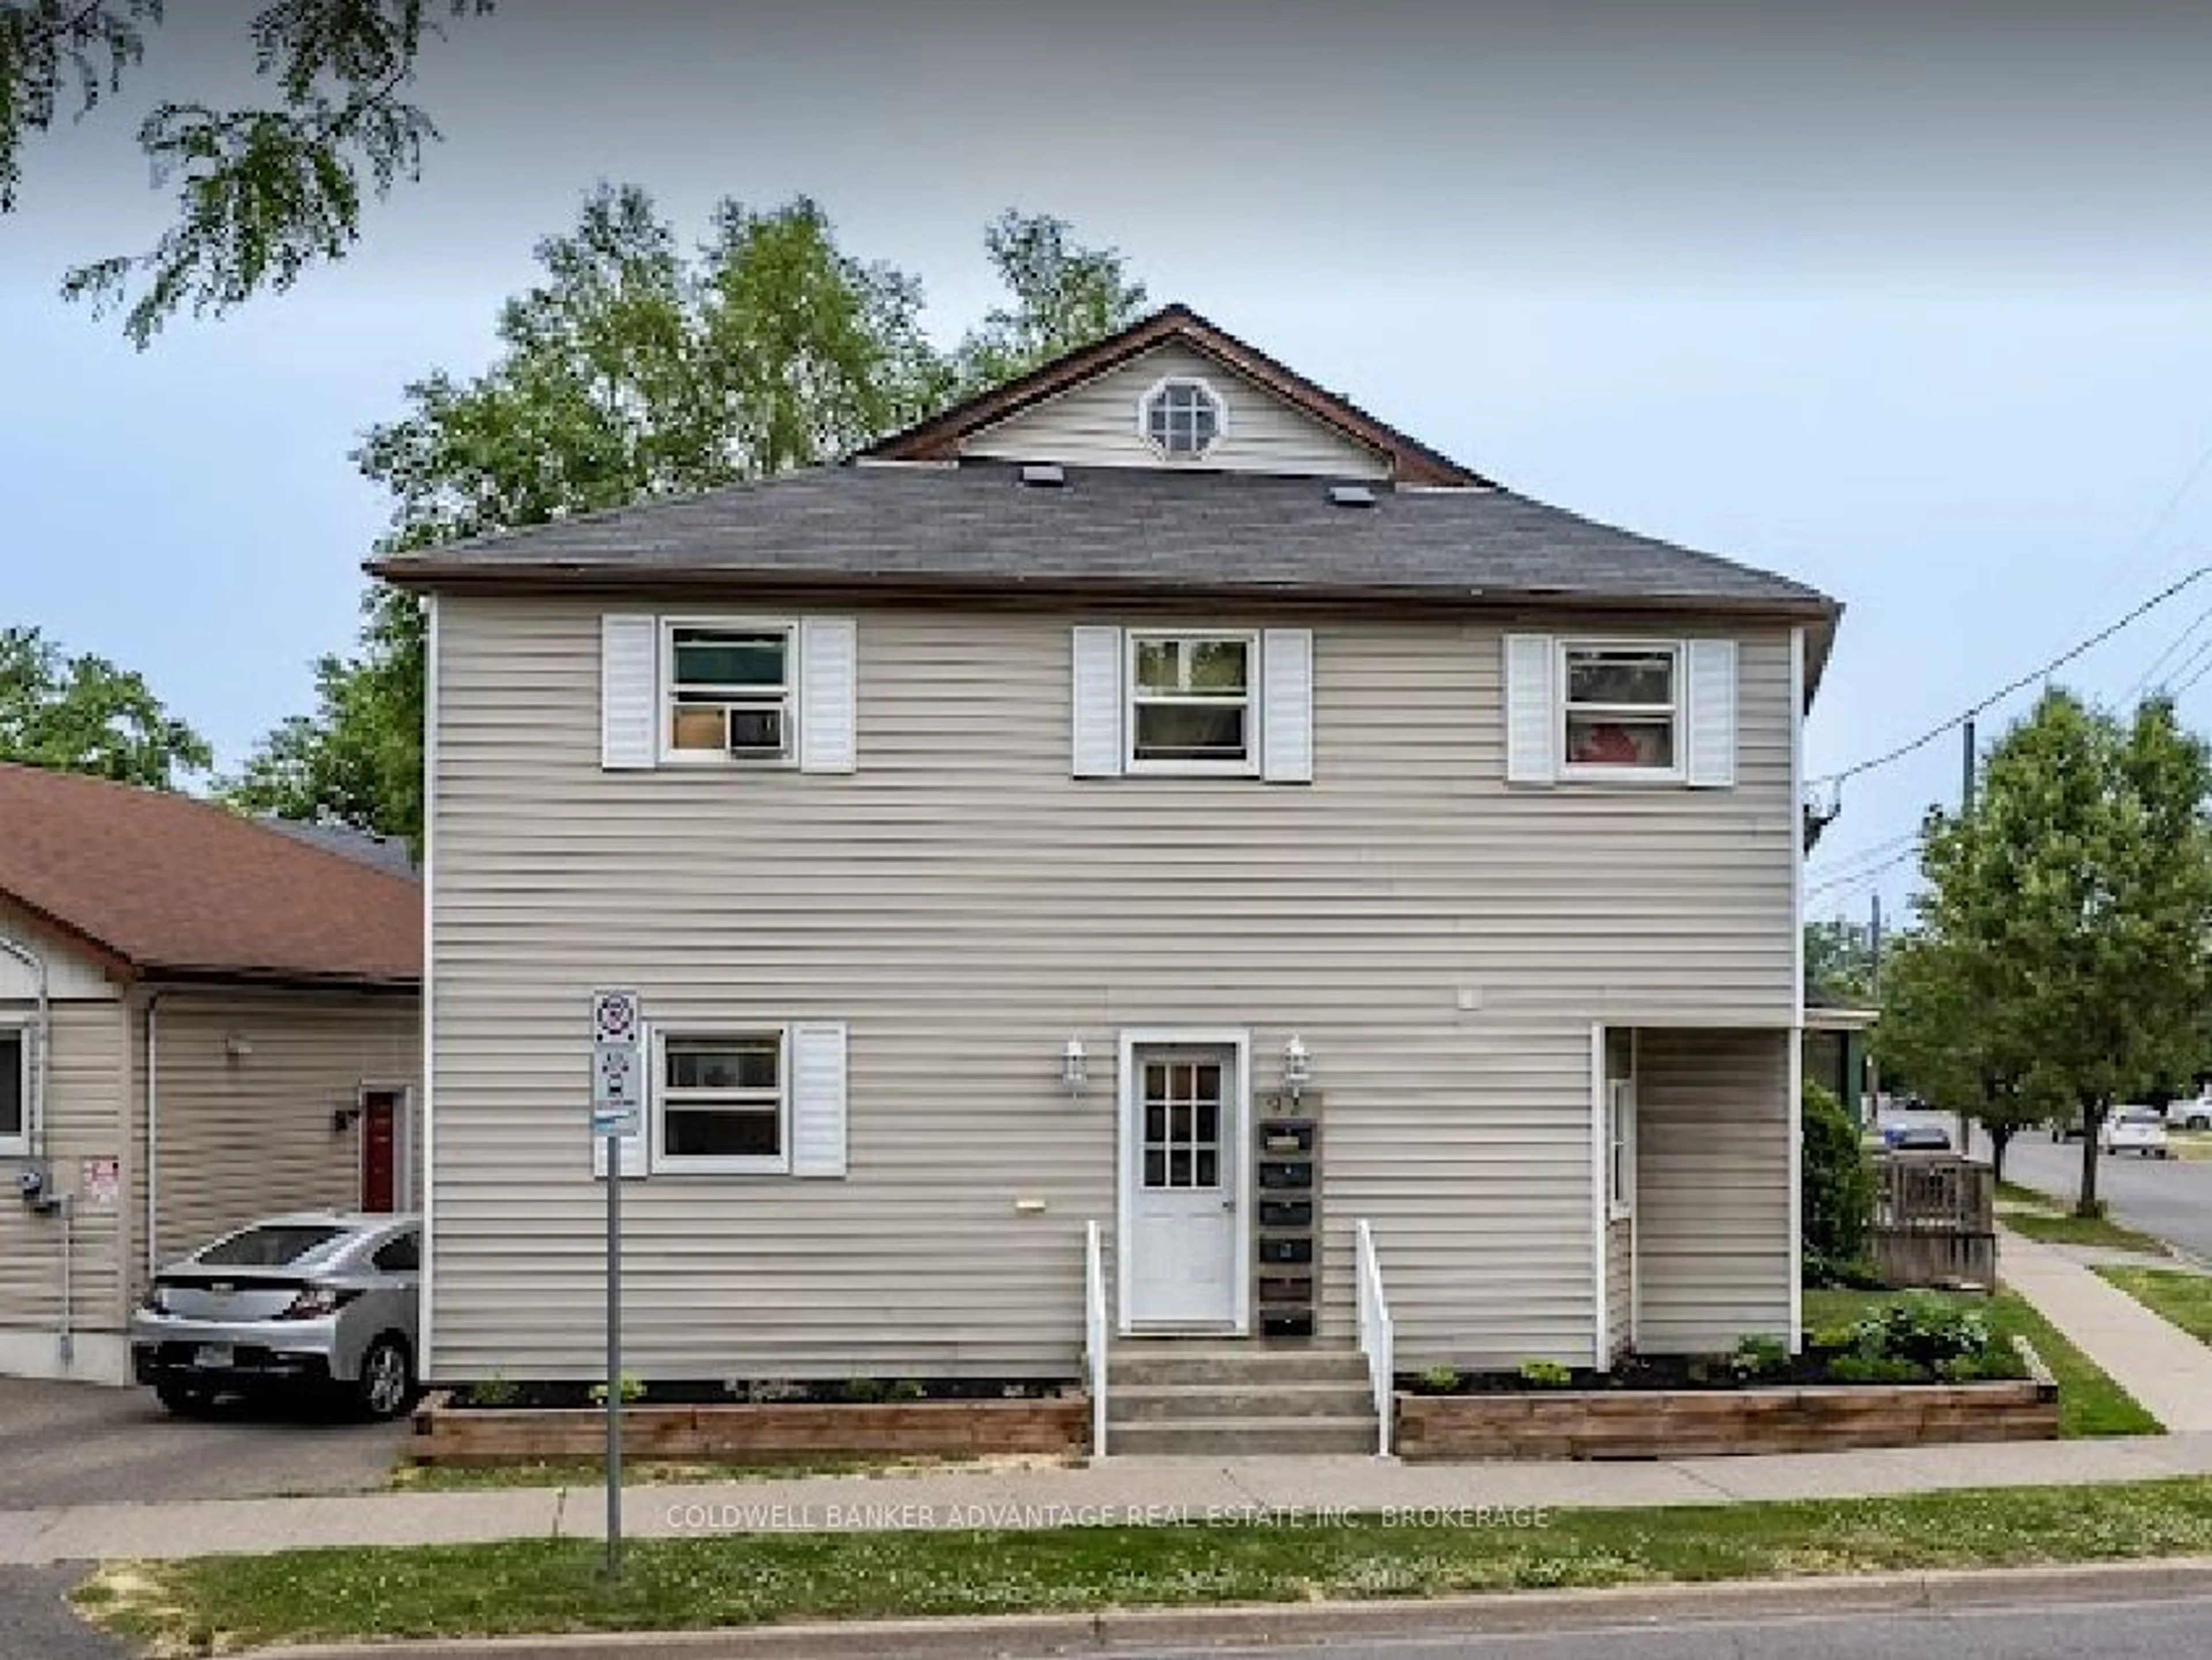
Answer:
[199,1224,349,1267]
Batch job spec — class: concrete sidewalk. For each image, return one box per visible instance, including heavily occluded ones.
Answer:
[1997,1225,2212,1433]
[6,1433,2212,1567]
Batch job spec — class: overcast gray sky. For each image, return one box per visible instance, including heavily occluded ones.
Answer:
[8,0,2212,920]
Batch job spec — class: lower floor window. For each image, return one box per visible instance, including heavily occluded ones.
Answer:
[1607,1080,1636,1217]
[658,1033,785,1169]
[0,1027,24,1147]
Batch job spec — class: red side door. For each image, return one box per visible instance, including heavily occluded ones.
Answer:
[359,1091,400,1212]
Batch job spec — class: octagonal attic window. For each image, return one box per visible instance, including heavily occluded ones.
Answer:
[1142,377,1224,458]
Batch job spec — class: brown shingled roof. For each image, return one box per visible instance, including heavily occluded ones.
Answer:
[0,763,419,989]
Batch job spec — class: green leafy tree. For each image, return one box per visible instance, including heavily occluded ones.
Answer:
[1804,918,1877,1005]
[225,192,1148,841]
[2,1,489,345]
[0,625,210,787]
[950,209,1149,393]
[1915,690,2212,1215]
[1875,925,2053,1182]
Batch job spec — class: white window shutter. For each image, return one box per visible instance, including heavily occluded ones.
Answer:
[1261,628,1314,784]
[799,617,858,774]
[593,1023,648,1179]
[1503,634,1556,784]
[1071,626,1124,778]
[600,614,658,770]
[789,1023,849,1178]
[1685,638,1738,789]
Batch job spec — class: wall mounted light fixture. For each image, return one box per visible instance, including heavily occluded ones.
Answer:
[224,1032,253,1062]
[1283,1034,1312,1103]
[1062,1038,1088,1101]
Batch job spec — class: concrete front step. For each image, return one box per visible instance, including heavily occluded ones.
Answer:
[1108,1379,1374,1423]
[1108,1344,1369,1388]
[1106,1416,1381,1457]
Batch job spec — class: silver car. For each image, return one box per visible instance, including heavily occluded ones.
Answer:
[130,1212,421,1419]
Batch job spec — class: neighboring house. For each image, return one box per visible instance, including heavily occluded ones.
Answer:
[383,305,1842,1403]
[0,764,421,1383]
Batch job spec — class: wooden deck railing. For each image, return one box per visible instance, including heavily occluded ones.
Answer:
[1871,1154,1997,1288]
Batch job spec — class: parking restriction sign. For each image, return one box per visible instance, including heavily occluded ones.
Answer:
[592,989,641,1045]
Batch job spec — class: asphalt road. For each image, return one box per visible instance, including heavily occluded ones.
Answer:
[0,1375,404,1511]
[1936,1114,2212,1263]
[1094,1595,2212,1658]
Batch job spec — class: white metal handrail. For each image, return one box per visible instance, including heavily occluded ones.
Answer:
[1355,1217,1394,1457]
[1084,1219,1108,1459]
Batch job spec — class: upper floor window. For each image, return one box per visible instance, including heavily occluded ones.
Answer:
[0,1027,24,1152]
[665,622,794,763]
[1141,377,1224,459]
[1130,633,1255,770]
[1560,643,1680,777]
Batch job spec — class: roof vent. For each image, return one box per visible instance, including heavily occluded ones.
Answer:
[1328,484,1376,509]
[1020,463,1066,488]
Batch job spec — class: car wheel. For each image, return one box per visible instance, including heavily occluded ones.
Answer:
[154,1380,211,1416]
[354,1335,416,1421]
[2191,1116,2211,1131]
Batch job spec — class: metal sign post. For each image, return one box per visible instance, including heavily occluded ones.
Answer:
[590,989,642,1579]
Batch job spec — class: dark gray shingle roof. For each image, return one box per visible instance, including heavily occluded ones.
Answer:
[376,462,1835,620]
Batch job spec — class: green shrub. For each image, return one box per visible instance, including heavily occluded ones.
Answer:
[1418,1365,1463,1395]
[460,1373,520,1408]
[1825,1353,1927,1384]
[1801,1080,1877,1287]
[1853,1292,1991,1368]
[1805,1324,1860,1356]
[1731,1333,1791,1382]
[585,1372,646,1406]
[840,1378,887,1404]
[1518,1359,1574,1389]
[888,1379,927,1402]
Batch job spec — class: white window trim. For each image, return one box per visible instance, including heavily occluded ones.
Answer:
[1556,637,1685,784]
[657,617,801,769]
[1135,373,1230,462]
[1124,627,1262,777]
[0,1022,26,1155]
[649,1027,790,1176]
[1607,1079,1637,1222]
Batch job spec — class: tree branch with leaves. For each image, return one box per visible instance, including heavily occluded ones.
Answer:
[4,0,489,345]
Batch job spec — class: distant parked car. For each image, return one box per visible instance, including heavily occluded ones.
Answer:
[130,1212,421,1419]
[2166,1096,2212,1132]
[2100,1107,2172,1160]
[1887,1124,1953,1153]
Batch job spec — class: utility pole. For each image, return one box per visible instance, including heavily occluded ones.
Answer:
[1963,716,1977,813]
[1866,892,1884,1117]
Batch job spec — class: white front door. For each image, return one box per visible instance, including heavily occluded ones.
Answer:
[1124,1044,1241,1329]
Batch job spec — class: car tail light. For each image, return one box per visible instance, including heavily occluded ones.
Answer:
[277,1285,359,1321]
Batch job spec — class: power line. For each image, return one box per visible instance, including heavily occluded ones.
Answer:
[1806,843,1919,899]
[1810,564,2212,789]
[2123,597,2212,704]
[1806,830,1919,881]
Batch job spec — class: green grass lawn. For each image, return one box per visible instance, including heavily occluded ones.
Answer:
[77,1478,2212,1655]
[2096,1268,2212,1347]
[1801,1288,2161,1438]
[1997,1179,2058,1209]
[2169,1131,2212,1163]
[391,1454,1073,1492]
[1998,1209,2172,1255]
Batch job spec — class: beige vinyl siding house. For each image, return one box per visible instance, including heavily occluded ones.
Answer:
[0,768,422,1383]
[391,305,1838,1411]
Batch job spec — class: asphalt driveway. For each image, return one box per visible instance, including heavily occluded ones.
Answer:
[0,1376,405,1512]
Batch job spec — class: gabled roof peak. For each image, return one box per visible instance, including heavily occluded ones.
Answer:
[861,303,1493,489]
